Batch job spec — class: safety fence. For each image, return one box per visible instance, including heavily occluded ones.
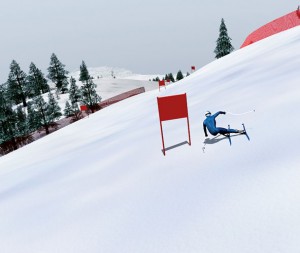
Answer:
[1,87,146,156]
[240,9,300,48]
[99,87,145,108]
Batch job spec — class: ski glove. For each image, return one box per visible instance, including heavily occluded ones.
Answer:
[220,111,226,114]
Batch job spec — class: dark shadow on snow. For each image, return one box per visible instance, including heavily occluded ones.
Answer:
[202,134,247,153]
[204,134,241,145]
[162,141,189,153]
[204,135,228,144]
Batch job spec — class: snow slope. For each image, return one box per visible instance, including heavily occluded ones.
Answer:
[42,69,160,122]
[69,66,164,81]
[1,26,300,253]
[56,77,159,110]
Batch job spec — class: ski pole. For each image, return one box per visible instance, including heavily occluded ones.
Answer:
[226,110,255,116]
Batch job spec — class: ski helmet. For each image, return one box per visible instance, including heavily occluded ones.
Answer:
[205,111,211,116]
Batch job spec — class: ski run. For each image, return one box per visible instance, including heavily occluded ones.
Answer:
[1,26,300,253]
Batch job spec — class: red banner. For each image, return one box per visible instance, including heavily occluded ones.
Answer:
[158,80,166,91]
[157,93,191,155]
[241,9,300,48]
[80,105,88,111]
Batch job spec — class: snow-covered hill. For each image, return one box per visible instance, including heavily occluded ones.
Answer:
[1,26,300,253]
[46,68,161,120]
[69,66,164,81]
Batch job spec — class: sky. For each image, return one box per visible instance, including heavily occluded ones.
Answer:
[0,0,299,83]
[1,24,300,252]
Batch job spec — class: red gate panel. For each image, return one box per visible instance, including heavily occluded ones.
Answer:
[157,93,191,155]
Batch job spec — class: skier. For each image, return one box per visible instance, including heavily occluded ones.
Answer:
[203,111,245,137]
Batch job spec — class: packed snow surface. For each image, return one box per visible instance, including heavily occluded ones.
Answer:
[1,26,300,253]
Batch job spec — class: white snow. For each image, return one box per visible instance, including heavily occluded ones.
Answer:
[1,26,300,253]
[45,68,161,118]
[68,65,164,82]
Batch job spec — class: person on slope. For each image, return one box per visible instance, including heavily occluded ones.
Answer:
[203,111,245,137]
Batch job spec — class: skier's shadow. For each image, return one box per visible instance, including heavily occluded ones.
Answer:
[203,134,239,145]
[203,135,227,144]
[202,135,242,153]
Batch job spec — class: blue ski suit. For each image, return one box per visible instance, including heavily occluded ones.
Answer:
[203,111,239,136]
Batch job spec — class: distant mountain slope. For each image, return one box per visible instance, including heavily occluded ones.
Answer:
[69,66,164,81]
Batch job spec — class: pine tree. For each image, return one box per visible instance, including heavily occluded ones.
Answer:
[6,60,28,107]
[15,106,29,137]
[27,62,50,97]
[63,100,82,121]
[32,92,62,135]
[167,73,175,82]
[79,61,101,113]
[70,102,82,122]
[79,61,91,82]
[81,79,101,113]
[27,101,40,133]
[32,95,49,134]
[13,105,33,148]
[0,85,18,150]
[47,53,69,94]
[64,101,73,117]
[69,76,81,104]
[47,92,62,123]
[0,83,33,153]
[214,18,234,59]
[176,70,184,81]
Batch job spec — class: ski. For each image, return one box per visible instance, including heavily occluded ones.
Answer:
[227,124,232,145]
[242,123,250,141]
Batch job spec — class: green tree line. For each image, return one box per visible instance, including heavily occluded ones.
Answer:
[0,55,101,155]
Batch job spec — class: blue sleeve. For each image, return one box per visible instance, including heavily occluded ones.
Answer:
[212,111,222,118]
